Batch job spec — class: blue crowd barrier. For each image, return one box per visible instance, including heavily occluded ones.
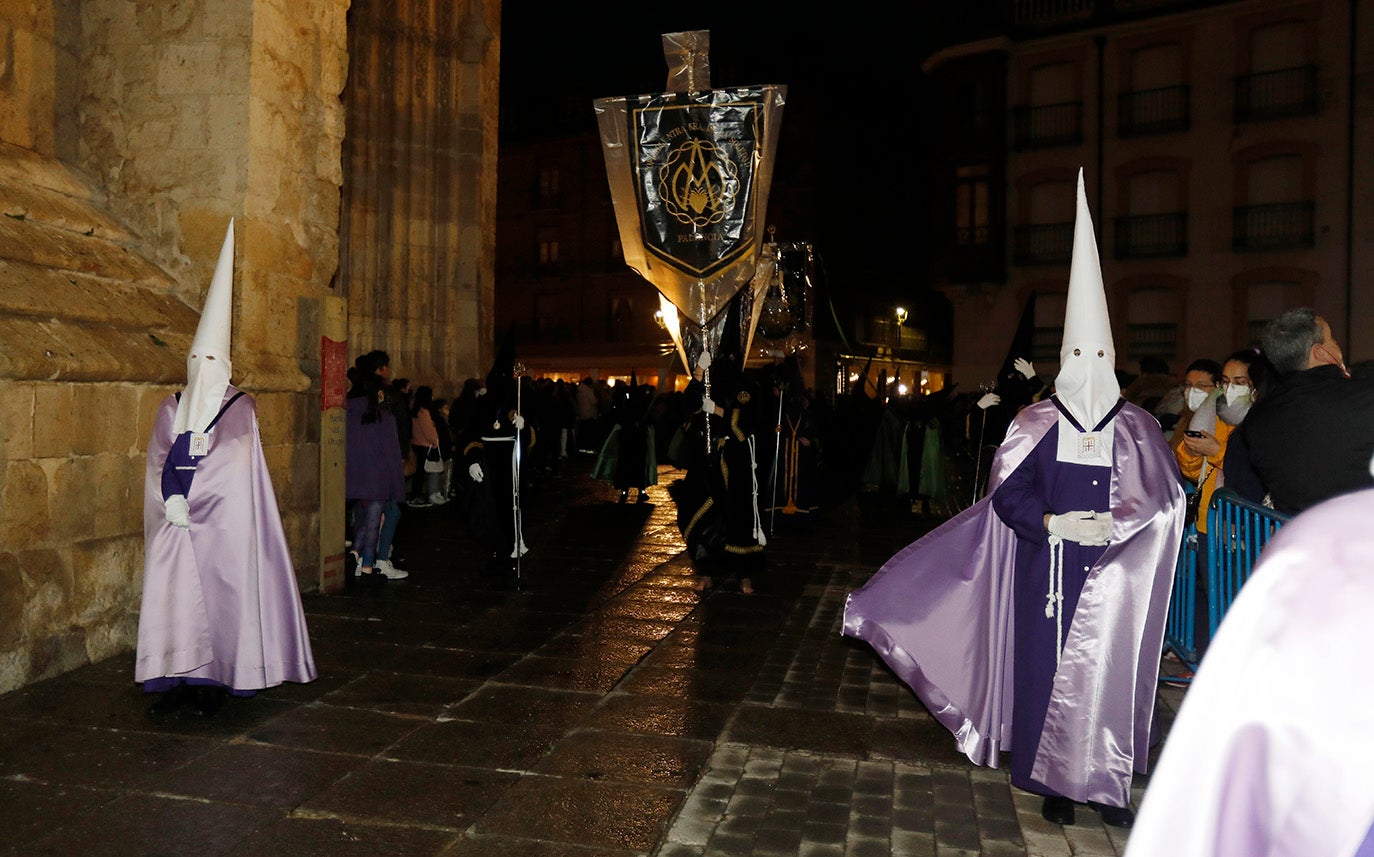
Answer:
[1162,484,1201,674]
[1205,488,1290,638]
[1161,487,1290,682]
[1163,527,1201,671]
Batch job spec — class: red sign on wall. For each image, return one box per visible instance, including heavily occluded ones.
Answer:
[321,336,347,410]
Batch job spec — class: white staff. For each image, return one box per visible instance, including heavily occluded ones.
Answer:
[511,363,528,577]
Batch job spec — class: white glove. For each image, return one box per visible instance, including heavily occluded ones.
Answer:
[696,350,712,370]
[1046,510,1113,546]
[1014,358,1036,380]
[700,398,716,415]
[512,414,525,430]
[164,494,190,529]
[468,462,484,483]
[475,387,487,397]
[977,393,1000,410]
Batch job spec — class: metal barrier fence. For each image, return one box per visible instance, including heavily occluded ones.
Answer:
[1162,487,1291,680]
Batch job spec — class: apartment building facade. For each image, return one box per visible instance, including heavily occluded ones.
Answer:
[925,0,1371,387]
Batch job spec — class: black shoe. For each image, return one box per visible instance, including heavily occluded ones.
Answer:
[192,686,227,717]
[147,684,192,717]
[1088,801,1134,828]
[1041,795,1076,826]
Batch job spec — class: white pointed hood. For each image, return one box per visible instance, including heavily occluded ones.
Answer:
[173,219,235,434]
[1053,170,1120,429]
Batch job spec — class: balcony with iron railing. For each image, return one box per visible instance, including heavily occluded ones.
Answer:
[1013,101,1083,150]
[1232,202,1315,252]
[1234,65,1319,122]
[1013,221,1073,265]
[1118,85,1190,137]
[1127,322,1178,360]
[864,317,930,353]
[1032,326,1062,363]
[1114,212,1188,259]
[1011,0,1243,34]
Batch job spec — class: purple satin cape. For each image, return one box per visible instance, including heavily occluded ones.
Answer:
[1127,487,1374,857]
[843,399,1183,805]
[136,388,317,690]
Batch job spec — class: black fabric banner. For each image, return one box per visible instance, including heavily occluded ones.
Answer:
[627,88,768,279]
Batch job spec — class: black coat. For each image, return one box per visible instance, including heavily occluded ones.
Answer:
[1239,362,1374,515]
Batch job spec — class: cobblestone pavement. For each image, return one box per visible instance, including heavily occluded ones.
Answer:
[0,457,1185,856]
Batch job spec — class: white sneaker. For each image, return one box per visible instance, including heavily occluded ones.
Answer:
[429,492,448,506]
[375,559,409,580]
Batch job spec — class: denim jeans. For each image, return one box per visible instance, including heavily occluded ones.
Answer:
[378,500,402,560]
[352,500,385,566]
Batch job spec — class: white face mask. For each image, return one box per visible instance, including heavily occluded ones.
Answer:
[1185,387,1208,411]
[1223,384,1252,405]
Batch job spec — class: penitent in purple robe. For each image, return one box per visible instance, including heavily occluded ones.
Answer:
[843,397,1184,807]
[1126,486,1374,857]
[136,387,316,691]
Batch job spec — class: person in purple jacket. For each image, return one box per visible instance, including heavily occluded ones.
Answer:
[844,171,1184,829]
[346,367,407,584]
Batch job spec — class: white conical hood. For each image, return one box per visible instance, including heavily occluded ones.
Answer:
[1053,170,1119,429]
[173,219,235,434]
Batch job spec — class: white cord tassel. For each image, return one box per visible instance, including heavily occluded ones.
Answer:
[1046,534,1065,666]
[747,435,767,546]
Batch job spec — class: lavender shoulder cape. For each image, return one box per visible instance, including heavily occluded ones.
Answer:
[1126,487,1374,857]
[842,399,1184,805]
[136,388,317,690]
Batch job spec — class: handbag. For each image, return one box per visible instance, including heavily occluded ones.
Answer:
[423,446,445,473]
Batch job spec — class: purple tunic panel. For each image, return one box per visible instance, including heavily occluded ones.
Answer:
[991,423,1111,796]
[136,388,317,691]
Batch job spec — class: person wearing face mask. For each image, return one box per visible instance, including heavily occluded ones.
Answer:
[1232,308,1374,515]
[843,172,1185,830]
[1167,359,1222,451]
[1173,354,1258,532]
[1174,349,1270,654]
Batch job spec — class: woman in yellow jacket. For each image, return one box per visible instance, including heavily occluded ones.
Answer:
[1174,350,1266,531]
[1173,349,1267,654]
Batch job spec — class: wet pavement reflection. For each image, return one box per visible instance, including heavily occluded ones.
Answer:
[0,457,1182,856]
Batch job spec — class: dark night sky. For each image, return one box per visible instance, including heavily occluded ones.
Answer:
[498,5,957,311]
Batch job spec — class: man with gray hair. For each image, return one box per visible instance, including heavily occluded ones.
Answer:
[1231,308,1374,515]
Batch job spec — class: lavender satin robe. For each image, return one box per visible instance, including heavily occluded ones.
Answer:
[136,387,317,690]
[1127,487,1374,857]
[843,398,1184,806]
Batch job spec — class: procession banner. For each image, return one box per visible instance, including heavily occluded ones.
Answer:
[595,31,785,369]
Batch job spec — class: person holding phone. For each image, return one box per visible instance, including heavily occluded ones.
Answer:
[1174,351,1269,532]
[1173,349,1269,654]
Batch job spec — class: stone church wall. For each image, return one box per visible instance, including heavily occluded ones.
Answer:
[0,0,498,694]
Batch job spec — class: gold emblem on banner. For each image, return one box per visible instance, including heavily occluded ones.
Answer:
[661,139,738,226]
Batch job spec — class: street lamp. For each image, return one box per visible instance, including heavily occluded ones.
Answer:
[894,306,908,325]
